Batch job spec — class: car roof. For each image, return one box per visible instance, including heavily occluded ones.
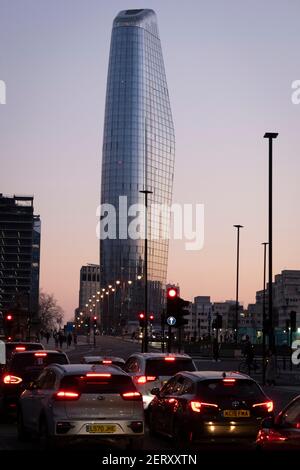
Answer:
[179,371,252,381]
[11,350,66,356]
[47,364,129,376]
[127,353,192,360]
[6,342,43,347]
[83,356,125,363]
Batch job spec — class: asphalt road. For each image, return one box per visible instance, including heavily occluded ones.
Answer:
[0,336,299,451]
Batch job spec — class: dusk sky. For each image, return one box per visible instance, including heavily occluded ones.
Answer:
[1,0,299,320]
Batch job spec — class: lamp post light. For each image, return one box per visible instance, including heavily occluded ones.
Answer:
[264,132,278,350]
[233,224,243,345]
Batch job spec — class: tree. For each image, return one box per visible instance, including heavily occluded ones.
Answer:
[39,292,64,332]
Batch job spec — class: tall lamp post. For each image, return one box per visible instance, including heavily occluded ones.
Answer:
[264,132,278,349]
[233,224,243,345]
[262,242,268,385]
[139,189,153,353]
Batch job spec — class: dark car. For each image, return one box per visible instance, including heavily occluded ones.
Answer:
[0,350,69,414]
[148,371,273,444]
[256,395,300,450]
[81,356,125,368]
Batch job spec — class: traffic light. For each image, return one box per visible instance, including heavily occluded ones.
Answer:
[290,311,297,333]
[166,288,189,329]
[285,319,290,331]
[84,317,90,328]
[138,312,145,327]
[166,287,179,318]
[5,313,13,322]
[4,312,14,339]
[93,316,97,328]
[212,314,222,330]
[149,314,154,323]
[175,298,190,328]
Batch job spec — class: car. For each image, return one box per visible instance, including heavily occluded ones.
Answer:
[0,350,69,414]
[4,342,44,362]
[81,356,125,368]
[17,364,144,449]
[256,395,300,450]
[124,353,197,409]
[148,371,273,445]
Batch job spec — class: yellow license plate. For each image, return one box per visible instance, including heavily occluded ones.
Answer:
[223,410,250,418]
[86,424,116,434]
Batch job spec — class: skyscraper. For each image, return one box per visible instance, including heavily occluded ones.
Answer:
[0,194,41,338]
[100,9,175,331]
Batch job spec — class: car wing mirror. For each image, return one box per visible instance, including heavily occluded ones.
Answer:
[261,416,275,429]
[150,387,160,396]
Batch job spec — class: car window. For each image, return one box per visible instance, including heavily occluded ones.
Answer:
[40,370,57,390]
[145,358,196,376]
[181,378,194,395]
[160,377,177,397]
[125,358,140,373]
[197,379,265,401]
[60,374,134,394]
[10,353,68,372]
[281,399,300,428]
[35,370,48,389]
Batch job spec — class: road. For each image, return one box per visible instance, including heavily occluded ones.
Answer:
[0,336,299,451]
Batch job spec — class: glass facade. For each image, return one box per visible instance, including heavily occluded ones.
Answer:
[100,9,175,331]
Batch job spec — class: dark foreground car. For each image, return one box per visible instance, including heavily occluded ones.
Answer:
[0,350,69,413]
[148,371,273,444]
[256,395,300,450]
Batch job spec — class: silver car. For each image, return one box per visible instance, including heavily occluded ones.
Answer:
[124,353,197,409]
[17,364,144,448]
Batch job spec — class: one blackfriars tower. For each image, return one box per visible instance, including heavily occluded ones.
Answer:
[100,9,175,332]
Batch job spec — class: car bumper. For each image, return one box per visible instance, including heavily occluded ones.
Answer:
[193,421,260,441]
[53,420,144,437]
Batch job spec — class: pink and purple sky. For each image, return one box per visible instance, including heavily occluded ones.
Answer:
[1,0,299,320]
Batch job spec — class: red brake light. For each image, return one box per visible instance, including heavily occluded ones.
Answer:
[253,401,274,413]
[102,360,112,364]
[121,392,142,401]
[223,378,236,384]
[136,376,157,384]
[3,375,23,385]
[85,373,111,378]
[165,357,175,361]
[15,346,26,351]
[257,428,287,443]
[35,352,47,357]
[54,390,80,400]
[190,401,218,413]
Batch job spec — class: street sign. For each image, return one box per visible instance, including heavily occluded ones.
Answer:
[167,316,176,326]
[0,340,5,365]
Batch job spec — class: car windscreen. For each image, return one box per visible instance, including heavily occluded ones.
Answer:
[197,379,265,401]
[145,359,196,376]
[60,374,134,394]
[10,353,68,373]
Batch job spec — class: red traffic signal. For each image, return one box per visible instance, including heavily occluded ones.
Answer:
[5,314,13,321]
[139,312,145,320]
[149,314,154,322]
[167,287,178,299]
[93,316,97,321]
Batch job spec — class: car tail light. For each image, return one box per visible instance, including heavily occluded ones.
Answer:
[121,391,142,401]
[85,373,111,378]
[253,401,274,413]
[35,352,47,357]
[223,378,236,384]
[165,357,175,361]
[3,375,23,385]
[190,401,218,413]
[15,346,26,351]
[54,390,80,400]
[136,376,157,384]
[102,360,112,364]
[257,428,287,442]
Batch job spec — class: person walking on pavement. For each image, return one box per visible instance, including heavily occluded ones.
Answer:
[45,331,50,344]
[243,335,254,375]
[67,332,72,348]
[212,338,220,362]
[266,349,277,386]
[54,331,59,348]
[58,332,64,349]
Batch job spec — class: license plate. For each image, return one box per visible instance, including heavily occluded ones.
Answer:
[223,410,250,418]
[86,424,116,434]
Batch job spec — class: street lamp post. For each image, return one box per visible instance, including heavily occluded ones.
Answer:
[233,224,243,345]
[264,132,278,350]
[262,242,268,385]
[139,189,153,353]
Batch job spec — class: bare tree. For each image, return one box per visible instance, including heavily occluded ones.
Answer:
[39,292,64,332]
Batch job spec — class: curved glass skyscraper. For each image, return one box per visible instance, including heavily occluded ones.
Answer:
[100,9,175,331]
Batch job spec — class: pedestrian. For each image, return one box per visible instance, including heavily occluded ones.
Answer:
[67,332,72,348]
[243,335,254,374]
[266,349,277,386]
[73,332,77,346]
[45,331,50,344]
[54,332,59,348]
[59,332,64,349]
[212,338,219,362]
